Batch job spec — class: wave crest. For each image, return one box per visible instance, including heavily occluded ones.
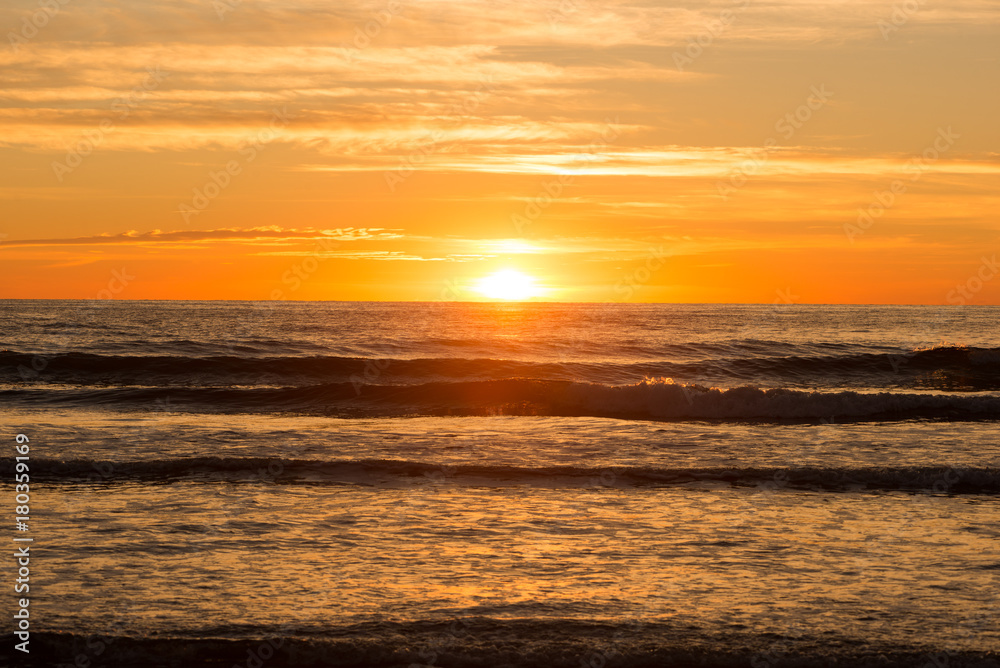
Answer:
[20,457,1000,494]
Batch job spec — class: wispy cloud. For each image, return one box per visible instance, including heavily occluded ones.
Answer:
[0,227,403,248]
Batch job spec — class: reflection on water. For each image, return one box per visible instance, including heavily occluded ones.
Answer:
[38,480,1000,652]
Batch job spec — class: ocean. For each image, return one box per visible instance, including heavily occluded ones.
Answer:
[2,300,998,667]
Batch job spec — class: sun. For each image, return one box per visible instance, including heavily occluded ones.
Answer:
[474,269,543,300]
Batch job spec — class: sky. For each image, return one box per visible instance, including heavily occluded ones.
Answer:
[0,0,997,303]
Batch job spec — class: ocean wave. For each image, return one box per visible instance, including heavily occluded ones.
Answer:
[3,345,1000,390]
[5,377,1000,422]
[20,457,1000,493]
[0,351,556,384]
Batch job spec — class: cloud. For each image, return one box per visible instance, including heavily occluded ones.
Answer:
[297,147,1000,178]
[0,227,404,248]
[258,250,446,261]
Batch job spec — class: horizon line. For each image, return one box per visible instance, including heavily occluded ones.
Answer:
[0,298,993,307]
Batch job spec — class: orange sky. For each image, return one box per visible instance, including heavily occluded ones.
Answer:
[1,0,998,303]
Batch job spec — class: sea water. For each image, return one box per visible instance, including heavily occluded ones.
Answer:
[1,301,998,666]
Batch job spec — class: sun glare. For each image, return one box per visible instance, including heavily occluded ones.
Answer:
[474,269,543,300]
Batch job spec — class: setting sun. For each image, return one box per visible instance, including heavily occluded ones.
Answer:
[474,269,543,300]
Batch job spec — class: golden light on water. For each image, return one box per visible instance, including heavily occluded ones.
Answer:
[473,269,544,300]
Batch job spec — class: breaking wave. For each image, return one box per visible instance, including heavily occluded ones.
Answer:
[21,456,1000,493]
[4,377,1000,422]
[3,344,1000,390]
